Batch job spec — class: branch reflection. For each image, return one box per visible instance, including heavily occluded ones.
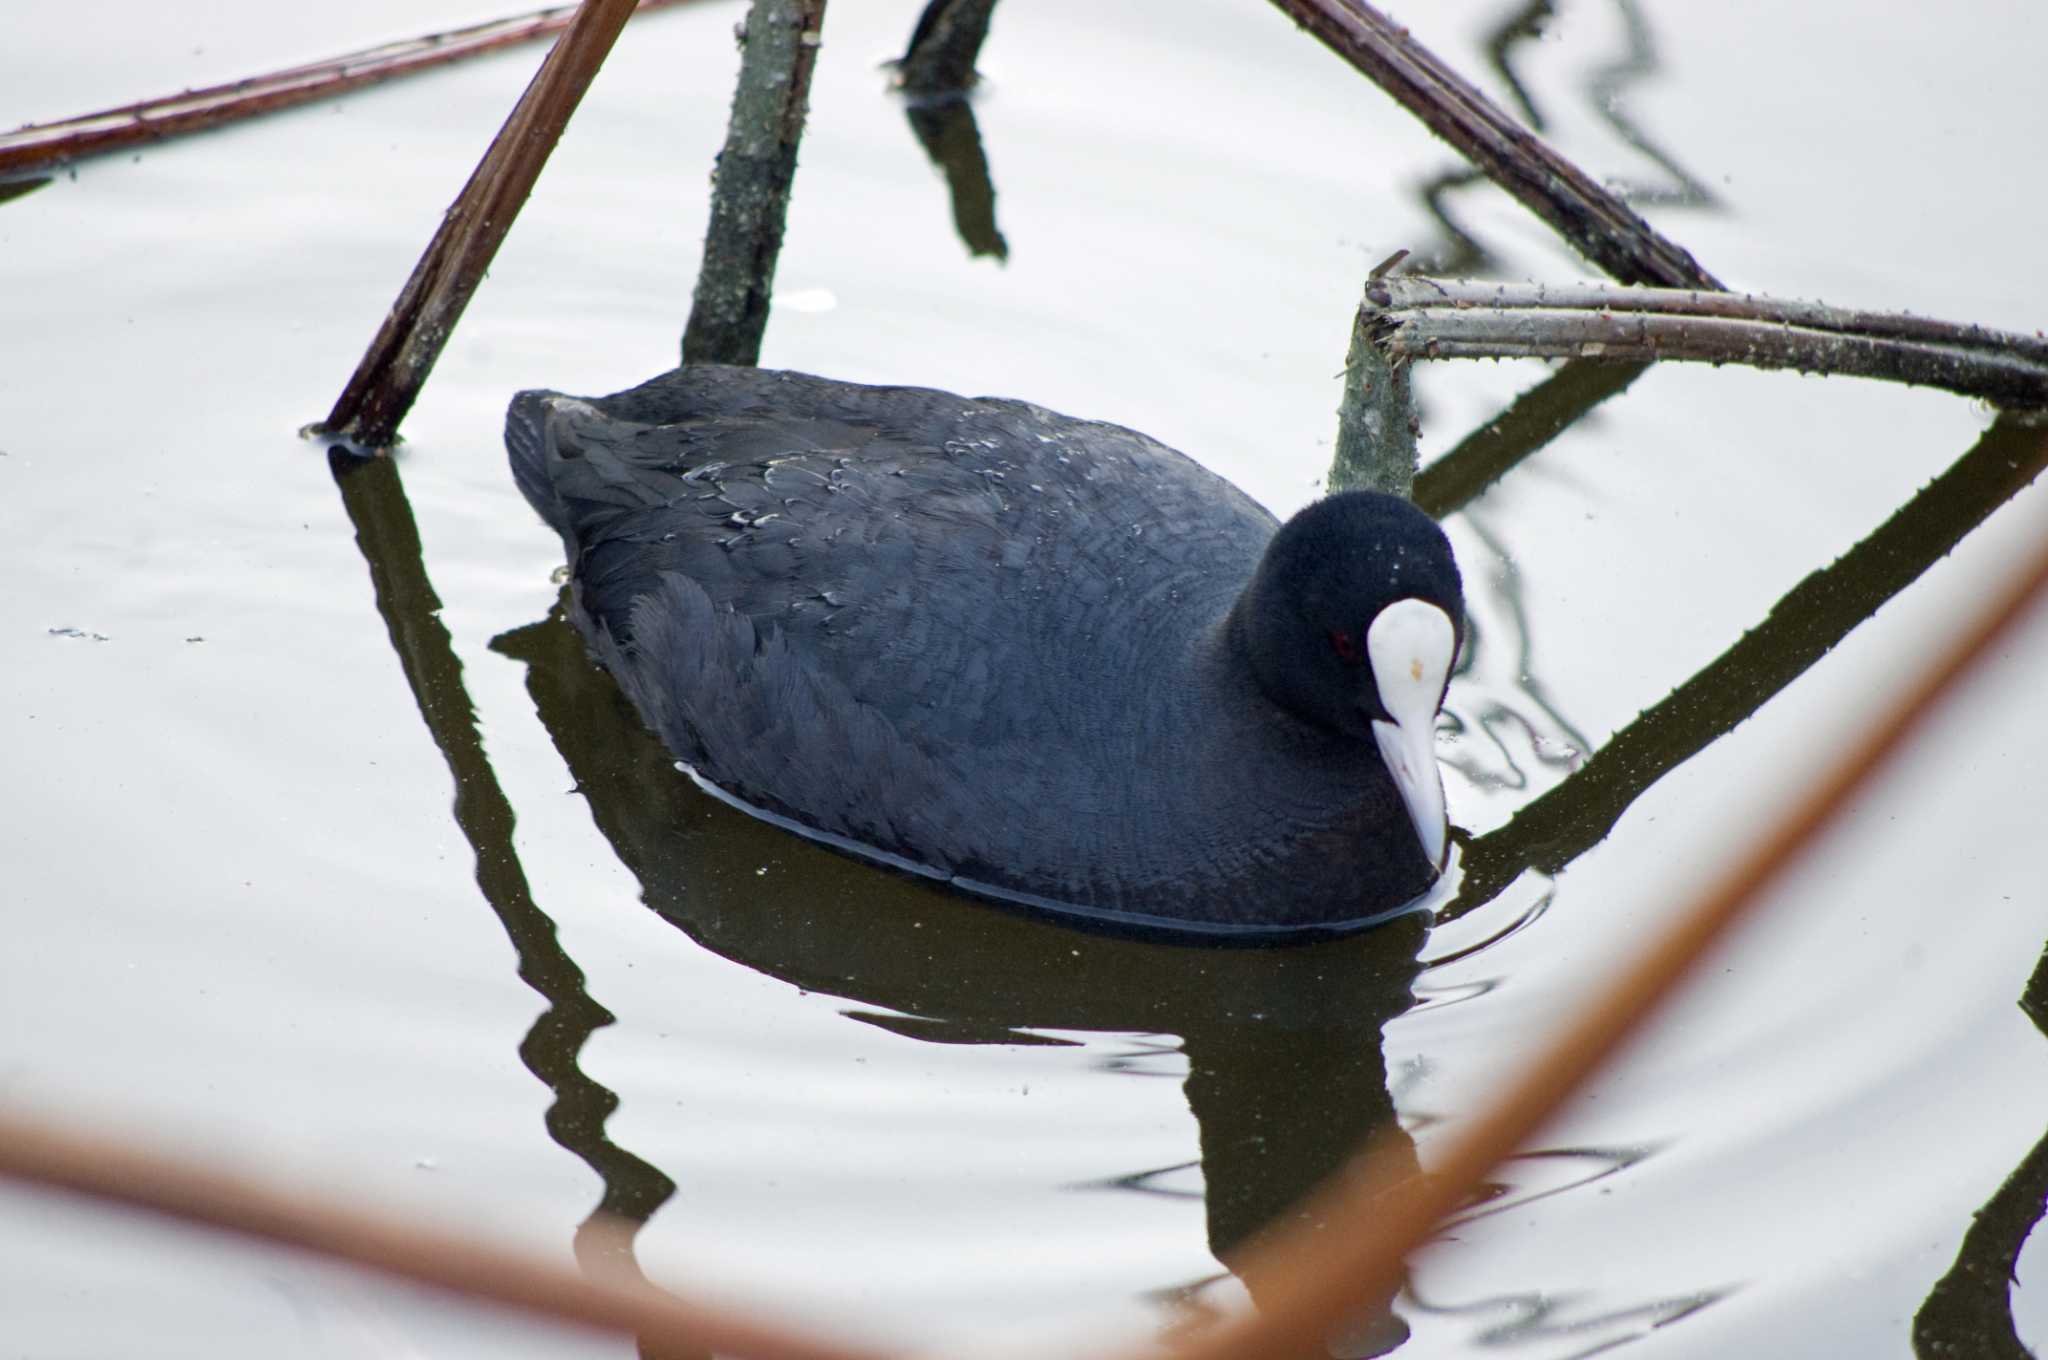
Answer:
[1444,416,2048,921]
[327,451,677,1290]
[901,95,1008,262]
[1584,0,1722,210]
[1913,940,2048,1359]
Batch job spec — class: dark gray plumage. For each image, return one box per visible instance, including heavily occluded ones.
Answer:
[508,366,1463,937]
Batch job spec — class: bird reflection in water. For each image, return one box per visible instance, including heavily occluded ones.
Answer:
[495,602,1432,1357]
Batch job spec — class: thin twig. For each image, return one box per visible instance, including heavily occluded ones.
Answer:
[0,0,699,181]
[681,0,830,366]
[0,1108,885,1360]
[1265,0,1720,289]
[895,0,999,98]
[1160,476,2048,1359]
[316,0,641,448]
[1366,278,2048,410]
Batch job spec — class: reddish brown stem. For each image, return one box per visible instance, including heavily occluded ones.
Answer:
[0,1107,886,1360]
[317,0,641,447]
[0,1,700,182]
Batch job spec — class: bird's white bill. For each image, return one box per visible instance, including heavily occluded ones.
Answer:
[1368,599,1456,869]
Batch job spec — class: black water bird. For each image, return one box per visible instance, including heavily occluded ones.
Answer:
[507,366,1463,939]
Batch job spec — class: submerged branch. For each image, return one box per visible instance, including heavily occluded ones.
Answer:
[1366,277,2048,410]
[0,0,698,181]
[1265,0,1720,289]
[316,0,640,447]
[1163,441,2048,1360]
[1305,0,1718,505]
[681,0,829,366]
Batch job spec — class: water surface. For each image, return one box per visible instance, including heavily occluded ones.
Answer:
[3,2,2045,1356]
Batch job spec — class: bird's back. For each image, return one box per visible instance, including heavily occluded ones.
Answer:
[509,366,1297,916]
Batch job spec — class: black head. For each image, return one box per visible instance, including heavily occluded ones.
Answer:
[1231,491,1465,739]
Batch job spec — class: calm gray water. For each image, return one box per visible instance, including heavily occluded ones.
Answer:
[3,2,2045,1356]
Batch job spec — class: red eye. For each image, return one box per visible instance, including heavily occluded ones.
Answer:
[1328,629,1362,665]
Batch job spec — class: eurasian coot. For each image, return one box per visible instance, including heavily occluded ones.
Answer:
[508,366,1463,938]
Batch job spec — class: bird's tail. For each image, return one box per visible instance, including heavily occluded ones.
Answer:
[505,389,566,535]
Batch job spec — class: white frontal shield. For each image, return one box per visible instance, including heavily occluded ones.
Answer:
[1367,599,1456,869]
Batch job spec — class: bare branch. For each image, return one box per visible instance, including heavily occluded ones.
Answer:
[0,1,699,182]
[895,0,999,99]
[316,0,641,448]
[1365,277,2048,411]
[1294,0,1721,505]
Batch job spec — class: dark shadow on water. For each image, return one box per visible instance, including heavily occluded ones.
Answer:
[492,602,1427,1355]
[326,450,678,1291]
[1914,938,2048,1359]
[896,0,998,97]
